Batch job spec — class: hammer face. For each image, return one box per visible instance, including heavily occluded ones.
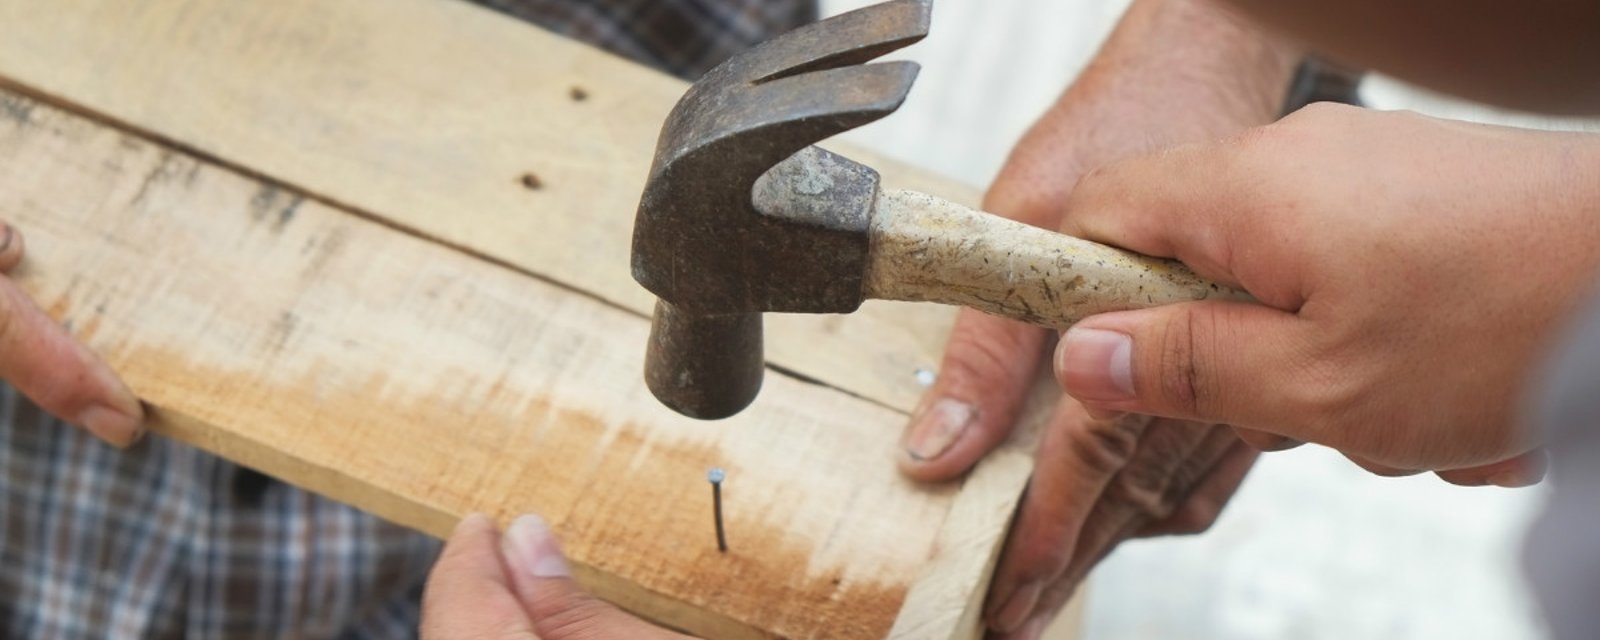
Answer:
[645,301,763,420]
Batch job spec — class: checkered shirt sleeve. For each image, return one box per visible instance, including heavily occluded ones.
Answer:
[474,0,819,79]
[0,1,816,638]
[0,383,440,639]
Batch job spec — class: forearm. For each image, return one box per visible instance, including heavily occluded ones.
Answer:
[1217,0,1600,114]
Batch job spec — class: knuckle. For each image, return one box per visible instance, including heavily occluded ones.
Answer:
[0,299,18,345]
[1283,101,1356,127]
[533,593,616,640]
[940,321,1039,387]
[1105,447,1203,526]
[1013,533,1075,581]
[1163,496,1224,535]
[1153,309,1225,419]
[1062,163,1122,221]
[1065,416,1144,478]
[1344,453,1419,477]
[1103,424,1233,527]
[1285,352,1370,443]
[1070,164,1113,197]
[1106,470,1177,523]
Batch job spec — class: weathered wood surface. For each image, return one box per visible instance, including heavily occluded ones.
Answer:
[0,0,965,414]
[0,91,1040,638]
[0,0,1090,636]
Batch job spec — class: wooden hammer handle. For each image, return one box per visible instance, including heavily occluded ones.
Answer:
[862,189,1250,329]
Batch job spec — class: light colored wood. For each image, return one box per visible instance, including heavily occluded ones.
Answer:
[866,189,1248,328]
[0,0,966,415]
[0,91,1037,639]
[0,0,1092,635]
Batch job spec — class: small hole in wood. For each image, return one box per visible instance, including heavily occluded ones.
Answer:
[519,172,544,190]
[569,86,589,102]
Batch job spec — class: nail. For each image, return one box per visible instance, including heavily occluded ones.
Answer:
[1056,327,1135,402]
[708,467,728,553]
[78,403,143,447]
[1488,471,1532,488]
[991,580,1042,634]
[904,398,976,462]
[0,223,14,254]
[504,514,570,578]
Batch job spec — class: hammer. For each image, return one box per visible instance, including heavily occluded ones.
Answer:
[632,0,1245,420]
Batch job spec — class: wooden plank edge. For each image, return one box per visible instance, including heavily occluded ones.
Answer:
[889,448,1033,639]
[146,347,769,640]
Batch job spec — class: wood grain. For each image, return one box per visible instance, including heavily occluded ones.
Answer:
[0,1,1092,635]
[0,91,1035,639]
[0,0,970,414]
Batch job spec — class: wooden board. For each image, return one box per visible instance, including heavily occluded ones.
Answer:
[0,91,1042,638]
[0,0,966,415]
[0,0,1089,636]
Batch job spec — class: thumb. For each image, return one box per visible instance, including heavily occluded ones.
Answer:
[0,224,142,446]
[420,514,537,639]
[1054,301,1309,428]
[500,515,689,640]
[899,308,1049,481]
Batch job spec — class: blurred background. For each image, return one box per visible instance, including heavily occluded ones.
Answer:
[816,0,1596,638]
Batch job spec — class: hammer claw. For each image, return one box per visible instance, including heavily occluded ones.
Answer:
[745,0,932,84]
[751,61,921,122]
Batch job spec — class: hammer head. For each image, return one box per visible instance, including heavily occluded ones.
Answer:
[632,0,931,419]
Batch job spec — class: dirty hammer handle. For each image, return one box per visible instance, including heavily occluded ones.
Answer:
[862,190,1250,329]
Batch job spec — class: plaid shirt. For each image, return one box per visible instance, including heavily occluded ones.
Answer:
[0,1,813,638]
[475,0,817,79]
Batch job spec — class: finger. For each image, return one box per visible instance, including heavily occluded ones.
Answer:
[899,308,1050,481]
[421,514,536,640]
[0,279,143,446]
[1344,453,1426,477]
[1232,426,1303,452]
[501,515,690,640]
[1058,143,1245,281]
[1137,440,1259,537]
[984,406,1152,633]
[988,613,1054,640]
[1434,450,1548,487]
[0,222,23,273]
[995,420,1237,636]
[1054,301,1314,432]
[1054,424,1241,590]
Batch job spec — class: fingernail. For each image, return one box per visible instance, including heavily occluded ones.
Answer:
[1057,327,1135,402]
[904,398,976,462]
[0,223,14,253]
[78,403,143,447]
[504,514,570,578]
[991,580,1042,633]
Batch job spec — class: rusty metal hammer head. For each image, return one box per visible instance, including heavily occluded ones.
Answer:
[632,0,931,419]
